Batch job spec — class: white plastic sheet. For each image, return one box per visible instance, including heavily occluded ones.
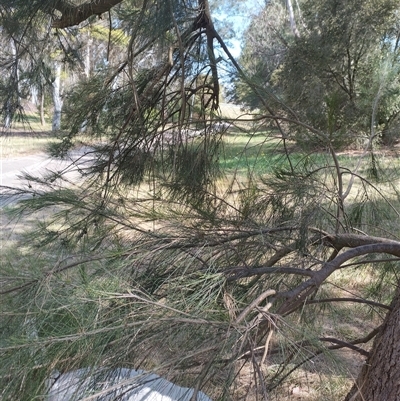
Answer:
[47,367,212,401]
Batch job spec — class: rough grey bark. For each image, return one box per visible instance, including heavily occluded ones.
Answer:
[51,0,124,28]
[345,284,400,401]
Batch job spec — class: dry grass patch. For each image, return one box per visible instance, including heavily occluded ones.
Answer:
[1,132,52,158]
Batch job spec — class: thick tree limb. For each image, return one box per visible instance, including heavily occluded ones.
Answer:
[278,242,400,315]
[51,0,124,28]
[311,228,400,250]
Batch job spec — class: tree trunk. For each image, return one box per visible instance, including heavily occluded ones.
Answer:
[286,0,300,37]
[84,35,92,78]
[39,87,46,126]
[345,284,400,401]
[52,62,62,131]
[4,38,19,129]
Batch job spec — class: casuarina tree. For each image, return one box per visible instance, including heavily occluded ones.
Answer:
[1,1,400,400]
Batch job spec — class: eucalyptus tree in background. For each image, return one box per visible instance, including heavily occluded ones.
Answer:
[285,0,300,38]
[232,0,290,109]
[236,0,400,148]
[0,1,128,132]
[29,58,53,126]
[2,1,400,401]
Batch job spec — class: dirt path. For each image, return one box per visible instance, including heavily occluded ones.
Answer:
[1,147,93,208]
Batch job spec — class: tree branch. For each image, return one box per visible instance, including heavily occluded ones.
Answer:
[278,242,400,315]
[320,337,369,357]
[310,228,400,249]
[51,0,124,29]
[305,297,392,311]
[225,265,314,282]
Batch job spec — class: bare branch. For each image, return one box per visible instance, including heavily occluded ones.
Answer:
[225,265,314,281]
[236,289,276,324]
[306,297,392,311]
[320,337,369,357]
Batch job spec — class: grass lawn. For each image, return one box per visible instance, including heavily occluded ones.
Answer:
[1,111,53,157]
[219,132,386,177]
